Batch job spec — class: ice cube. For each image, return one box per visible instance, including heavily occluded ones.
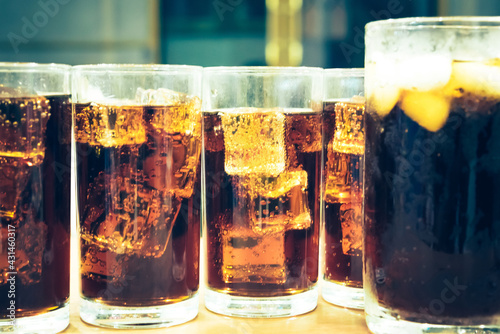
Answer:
[399,90,451,132]
[74,103,146,147]
[396,55,452,91]
[0,95,50,163]
[16,217,47,285]
[0,158,31,218]
[286,113,322,154]
[0,95,49,218]
[0,85,27,97]
[324,101,364,204]
[81,168,181,258]
[221,222,286,284]
[445,59,500,99]
[324,150,362,204]
[143,98,201,137]
[237,170,312,234]
[140,93,201,198]
[339,202,363,256]
[143,131,201,199]
[0,216,47,285]
[367,86,400,118]
[366,61,401,117]
[351,95,366,104]
[221,108,286,176]
[330,101,364,156]
[366,55,452,117]
[137,87,186,106]
[80,245,124,282]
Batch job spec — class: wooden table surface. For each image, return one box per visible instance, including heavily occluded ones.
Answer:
[63,234,371,334]
[64,293,369,334]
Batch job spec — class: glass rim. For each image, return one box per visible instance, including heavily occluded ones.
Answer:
[203,66,323,75]
[72,63,203,74]
[0,62,70,73]
[324,68,364,77]
[366,16,500,32]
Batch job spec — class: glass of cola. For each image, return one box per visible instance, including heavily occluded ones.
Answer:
[0,63,71,333]
[73,64,202,328]
[364,17,500,333]
[322,68,365,310]
[202,67,323,317]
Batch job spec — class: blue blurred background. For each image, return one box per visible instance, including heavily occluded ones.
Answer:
[1,0,500,68]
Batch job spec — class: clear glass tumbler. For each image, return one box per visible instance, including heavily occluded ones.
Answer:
[73,64,202,328]
[0,63,71,333]
[202,66,323,317]
[364,17,500,333]
[321,69,364,310]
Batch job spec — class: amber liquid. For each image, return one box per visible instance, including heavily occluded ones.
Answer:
[204,109,320,297]
[76,102,200,306]
[0,95,71,318]
[323,101,364,288]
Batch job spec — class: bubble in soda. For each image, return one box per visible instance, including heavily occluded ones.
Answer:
[0,94,50,218]
[74,102,146,147]
[138,88,202,136]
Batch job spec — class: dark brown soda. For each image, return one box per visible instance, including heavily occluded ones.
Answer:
[0,95,71,318]
[204,111,320,297]
[76,103,200,306]
[323,202,363,286]
[322,101,363,288]
[364,93,500,322]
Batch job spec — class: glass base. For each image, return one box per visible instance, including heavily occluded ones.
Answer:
[80,294,198,329]
[204,286,318,318]
[321,279,364,310]
[366,312,500,334]
[0,303,69,333]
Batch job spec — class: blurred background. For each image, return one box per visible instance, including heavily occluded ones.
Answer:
[1,0,500,68]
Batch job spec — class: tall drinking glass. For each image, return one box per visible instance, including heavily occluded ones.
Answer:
[73,64,202,328]
[364,17,500,333]
[203,67,322,317]
[322,69,364,310]
[0,63,71,333]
